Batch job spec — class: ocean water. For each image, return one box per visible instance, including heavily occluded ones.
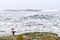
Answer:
[0,10,60,36]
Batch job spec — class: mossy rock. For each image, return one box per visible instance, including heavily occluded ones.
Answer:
[0,32,60,40]
[17,32,60,40]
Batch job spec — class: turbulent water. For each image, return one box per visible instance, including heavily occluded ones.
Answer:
[0,10,60,36]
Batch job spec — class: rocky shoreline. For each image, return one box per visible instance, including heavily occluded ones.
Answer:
[0,32,60,40]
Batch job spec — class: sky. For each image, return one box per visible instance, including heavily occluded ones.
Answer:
[0,0,60,10]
